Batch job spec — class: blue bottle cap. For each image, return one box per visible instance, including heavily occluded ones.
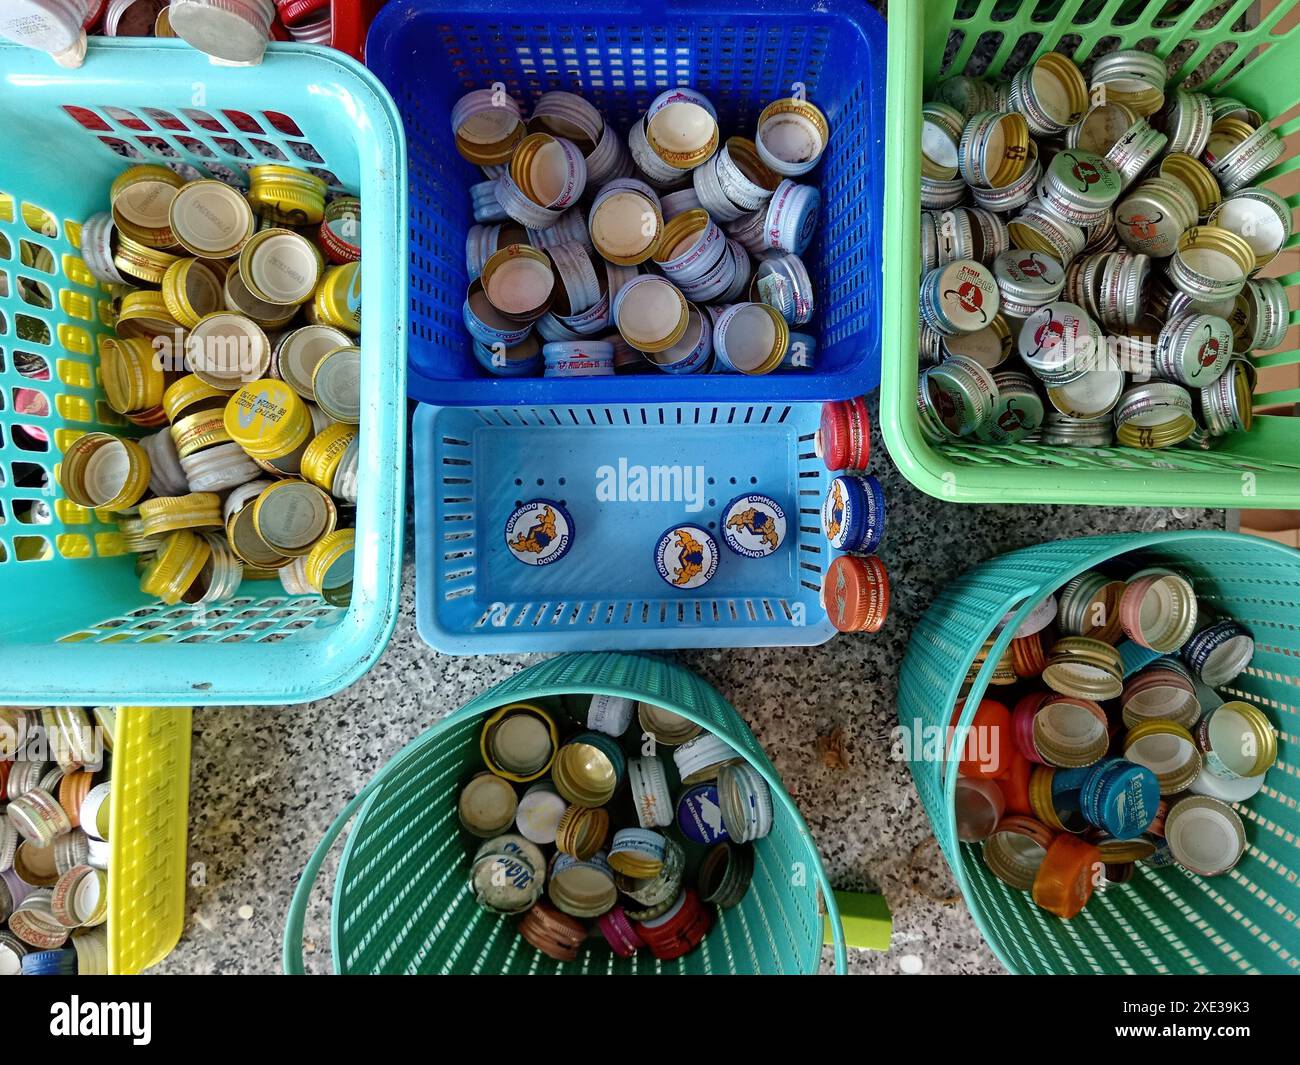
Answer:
[1181,618,1254,686]
[1083,758,1160,840]
[821,473,885,553]
[655,523,719,590]
[1050,764,1094,833]
[676,783,730,844]
[504,498,574,566]
[21,948,77,976]
[721,493,787,558]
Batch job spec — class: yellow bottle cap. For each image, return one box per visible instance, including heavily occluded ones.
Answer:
[224,378,312,459]
[223,260,300,329]
[169,179,256,259]
[100,336,165,416]
[186,312,272,390]
[139,529,211,606]
[164,373,230,424]
[300,422,358,492]
[161,258,225,329]
[111,165,185,247]
[310,345,361,424]
[304,527,355,598]
[479,703,558,782]
[247,165,328,226]
[238,228,322,307]
[115,290,182,341]
[225,492,292,570]
[312,262,361,334]
[113,235,183,285]
[251,479,338,556]
[138,493,224,537]
[58,433,152,511]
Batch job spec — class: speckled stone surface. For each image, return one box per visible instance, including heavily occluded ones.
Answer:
[152,396,1228,976]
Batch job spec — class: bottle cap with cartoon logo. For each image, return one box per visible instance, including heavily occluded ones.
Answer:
[654,523,719,590]
[992,248,1065,315]
[504,498,574,566]
[676,783,730,845]
[1154,312,1232,388]
[1018,301,1103,386]
[821,473,885,554]
[975,371,1045,444]
[920,260,1000,336]
[720,493,786,558]
[1036,149,1123,226]
[1114,177,1196,258]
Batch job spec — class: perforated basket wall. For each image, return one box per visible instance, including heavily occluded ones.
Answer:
[108,705,192,975]
[365,0,886,406]
[899,530,1300,975]
[413,402,835,653]
[882,0,1300,508]
[285,652,845,974]
[0,40,407,705]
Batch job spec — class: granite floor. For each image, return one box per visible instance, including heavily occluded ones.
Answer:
[151,397,1229,976]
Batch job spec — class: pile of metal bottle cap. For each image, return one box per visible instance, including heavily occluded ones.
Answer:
[0,708,114,975]
[918,49,1288,451]
[0,1,334,67]
[57,163,363,608]
[815,397,890,634]
[953,559,1274,918]
[455,87,827,378]
[459,695,773,962]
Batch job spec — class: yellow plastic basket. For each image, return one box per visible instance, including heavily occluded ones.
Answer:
[107,706,191,975]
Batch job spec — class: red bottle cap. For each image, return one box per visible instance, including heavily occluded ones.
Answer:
[822,554,890,633]
[1012,690,1050,764]
[816,396,871,472]
[277,0,330,25]
[957,698,1012,778]
[999,746,1034,815]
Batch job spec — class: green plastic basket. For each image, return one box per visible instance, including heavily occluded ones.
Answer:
[882,0,1300,508]
[283,652,846,974]
[899,530,1299,975]
[0,40,407,705]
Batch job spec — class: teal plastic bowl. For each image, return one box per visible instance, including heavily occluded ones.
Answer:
[901,531,1300,975]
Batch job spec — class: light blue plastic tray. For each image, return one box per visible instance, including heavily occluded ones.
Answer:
[414,403,835,652]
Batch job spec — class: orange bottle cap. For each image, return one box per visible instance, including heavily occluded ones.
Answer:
[1032,833,1101,919]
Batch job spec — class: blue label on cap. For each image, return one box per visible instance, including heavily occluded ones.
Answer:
[824,474,885,554]
[1086,760,1160,840]
[505,499,574,567]
[676,784,730,844]
[1143,836,1177,868]
[1182,620,1251,678]
[1080,758,1118,828]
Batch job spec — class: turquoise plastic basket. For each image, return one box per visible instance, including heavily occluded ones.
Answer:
[284,652,846,974]
[899,531,1300,975]
[0,40,407,705]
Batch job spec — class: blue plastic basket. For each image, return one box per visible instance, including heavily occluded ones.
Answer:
[899,531,1300,975]
[414,402,835,652]
[0,40,407,705]
[366,0,886,406]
